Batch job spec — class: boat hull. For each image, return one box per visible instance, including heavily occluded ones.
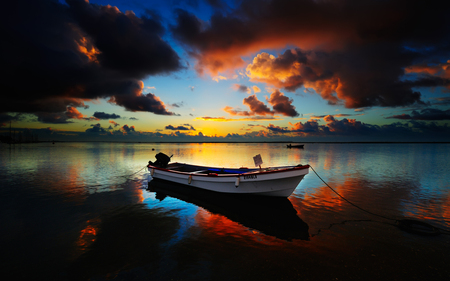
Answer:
[148,163,309,197]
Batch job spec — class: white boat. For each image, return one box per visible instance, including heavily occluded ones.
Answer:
[147,153,309,197]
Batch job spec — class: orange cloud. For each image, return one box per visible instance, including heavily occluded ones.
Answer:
[66,106,85,119]
[196,116,233,122]
[241,94,274,116]
[225,90,298,117]
[304,78,341,105]
[323,115,335,123]
[109,120,120,127]
[405,60,450,90]
[75,36,101,63]
[267,90,299,117]
[171,2,438,108]
[246,52,305,89]
[223,106,252,116]
[213,75,228,82]
[195,52,246,78]
[405,60,450,77]
[252,85,261,93]
[322,115,366,133]
[243,95,273,115]
[172,7,354,77]
[223,94,274,117]
[289,119,320,133]
[245,51,356,107]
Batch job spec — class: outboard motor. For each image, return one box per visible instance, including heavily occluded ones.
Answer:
[149,152,171,168]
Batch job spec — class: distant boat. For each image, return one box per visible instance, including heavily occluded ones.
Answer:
[287,144,304,149]
[147,153,309,197]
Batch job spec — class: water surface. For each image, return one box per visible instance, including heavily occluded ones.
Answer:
[1,142,449,280]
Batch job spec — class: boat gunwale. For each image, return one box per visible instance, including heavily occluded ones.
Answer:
[148,163,310,177]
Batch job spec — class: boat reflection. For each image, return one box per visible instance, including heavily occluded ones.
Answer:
[147,179,310,241]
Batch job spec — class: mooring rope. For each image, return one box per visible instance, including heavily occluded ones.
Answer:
[116,166,147,179]
[308,164,449,236]
[309,165,396,221]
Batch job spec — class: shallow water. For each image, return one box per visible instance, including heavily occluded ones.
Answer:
[1,142,449,280]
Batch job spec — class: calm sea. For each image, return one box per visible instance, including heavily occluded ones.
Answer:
[1,142,449,280]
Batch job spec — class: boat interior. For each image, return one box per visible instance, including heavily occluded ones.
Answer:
[164,163,258,175]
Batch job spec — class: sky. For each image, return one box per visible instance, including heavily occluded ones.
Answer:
[1,0,450,142]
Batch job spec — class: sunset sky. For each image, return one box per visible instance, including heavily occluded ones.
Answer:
[1,0,450,142]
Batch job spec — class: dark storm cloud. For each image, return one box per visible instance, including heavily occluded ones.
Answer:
[267,122,318,134]
[386,108,450,120]
[35,112,73,124]
[111,88,179,115]
[171,0,450,108]
[93,112,121,120]
[165,124,196,131]
[266,124,291,133]
[234,84,250,93]
[311,114,353,119]
[0,114,13,126]
[85,123,108,134]
[1,0,182,119]
[322,115,379,135]
[67,0,180,76]
[34,106,83,124]
[171,102,184,108]
[0,113,24,127]
[121,124,135,133]
[206,0,229,10]
[408,120,450,135]
[430,97,450,106]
